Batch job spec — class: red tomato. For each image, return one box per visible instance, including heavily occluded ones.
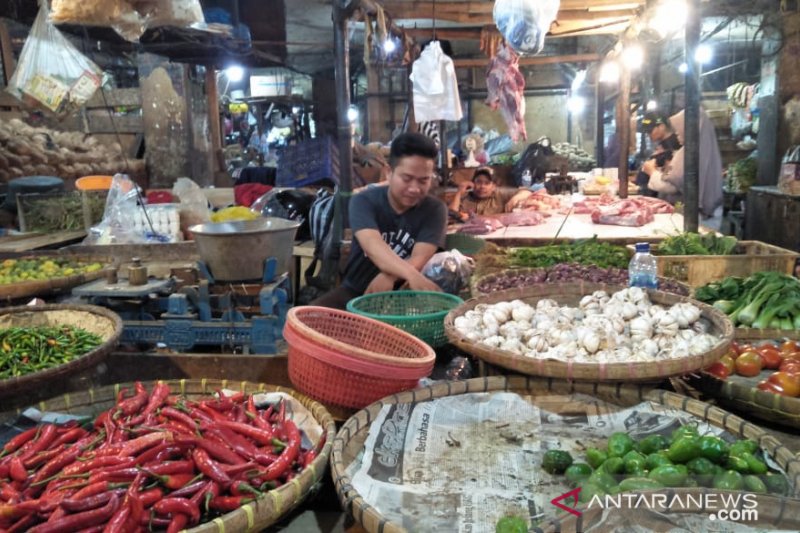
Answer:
[779,361,800,375]
[757,345,783,370]
[705,362,731,380]
[718,355,735,374]
[780,340,800,354]
[730,341,743,357]
[767,372,800,397]
[757,380,785,395]
[735,351,764,377]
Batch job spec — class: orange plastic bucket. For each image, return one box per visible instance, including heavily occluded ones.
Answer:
[76,175,113,191]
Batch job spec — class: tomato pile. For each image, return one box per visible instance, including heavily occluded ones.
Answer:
[705,340,800,397]
[0,382,322,532]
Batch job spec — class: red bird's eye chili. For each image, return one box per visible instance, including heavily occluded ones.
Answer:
[141,460,195,476]
[115,383,148,418]
[166,513,188,533]
[1,427,39,456]
[191,449,231,485]
[50,427,88,449]
[174,435,244,465]
[214,420,274,445]
[17,424,57,462]
[26,493,119,533]
[166,480,206,499]
[259,419,301,481]
[154,498,200,524]
[8,457,27,483]
[208,495,253,512]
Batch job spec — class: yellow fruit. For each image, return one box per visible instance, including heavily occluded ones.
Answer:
[596,176,611,185]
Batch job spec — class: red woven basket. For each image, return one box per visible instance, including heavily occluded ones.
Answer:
[284,306,436,409]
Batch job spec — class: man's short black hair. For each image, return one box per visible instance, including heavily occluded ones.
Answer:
[641,113,671,134]
[389,132,438,168]
[472,167,496,183]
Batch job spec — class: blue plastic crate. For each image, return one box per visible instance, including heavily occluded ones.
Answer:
[277,137,340,187]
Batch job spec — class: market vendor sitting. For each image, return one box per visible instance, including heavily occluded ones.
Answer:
[449,167,533,217]
[310,132,445,310]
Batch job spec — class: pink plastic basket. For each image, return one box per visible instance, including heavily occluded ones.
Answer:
[284,306,435,408]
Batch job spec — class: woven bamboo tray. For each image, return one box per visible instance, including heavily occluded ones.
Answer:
[689,332,800,429]
[444,282,734,382]
[0,253,113,301]
[0,304,122,399]
[330,376,800,533]
[0,379,337,533]
[470,267,692,298]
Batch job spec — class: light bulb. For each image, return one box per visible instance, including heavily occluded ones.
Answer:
[678,62,688,74]
[622,44,644,70]
[650,0,688,37]
[225,66,244,82]
[599,61,620,83]
[646,100,658,111]
[347,107,359,122]
[695,44,713,65]
[383,39,396,54]
[567,96,585,115]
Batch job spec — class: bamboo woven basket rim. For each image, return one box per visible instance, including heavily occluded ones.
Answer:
[0,254,115,301]
[693,371,800,430]
[470,267,692,297]
[330,376,800,533]
[0,304,123,399]
[0,379,337,533]
[444,282,735,381]
[286,306,436,368]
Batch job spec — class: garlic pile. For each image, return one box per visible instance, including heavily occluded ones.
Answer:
[453,288,720,363]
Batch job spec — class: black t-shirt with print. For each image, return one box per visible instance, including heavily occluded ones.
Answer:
[343,186,447,294]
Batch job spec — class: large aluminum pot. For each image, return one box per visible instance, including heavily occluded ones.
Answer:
[189,217,301,281]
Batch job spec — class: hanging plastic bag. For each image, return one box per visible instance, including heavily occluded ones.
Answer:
[493,0,560,55]
[422,249,474,294]
[7,7,104,117]
[409,41,463,122]
[49,0,205,42]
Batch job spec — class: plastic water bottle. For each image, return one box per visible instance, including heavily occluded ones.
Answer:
[521,169,533,188]
[628,242,658,289]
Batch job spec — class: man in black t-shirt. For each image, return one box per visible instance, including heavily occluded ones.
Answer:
[311,133,447,310]
[636,112,683,196]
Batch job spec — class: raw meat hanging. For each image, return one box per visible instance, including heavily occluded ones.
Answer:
[485,44,527,142]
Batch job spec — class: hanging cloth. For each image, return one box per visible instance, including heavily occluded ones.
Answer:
[409,41,463,122]
[363,12,373,65]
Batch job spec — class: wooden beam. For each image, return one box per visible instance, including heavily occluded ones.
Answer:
[86,88,142,108]
[0,19,15,85]
[382,1,640,23]
[453,53,601,68]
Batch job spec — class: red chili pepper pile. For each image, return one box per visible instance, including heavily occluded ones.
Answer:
[0,382,322,532]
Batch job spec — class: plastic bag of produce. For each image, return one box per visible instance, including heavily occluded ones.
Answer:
[7,7,104,117]
[422,249,474,294]
[493,0,560,55]
[49,0,205,41]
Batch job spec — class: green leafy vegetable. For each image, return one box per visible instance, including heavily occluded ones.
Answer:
[509,238,629,269]
[657,233,738,256]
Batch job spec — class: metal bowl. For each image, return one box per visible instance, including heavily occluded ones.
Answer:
[190,217,301,281]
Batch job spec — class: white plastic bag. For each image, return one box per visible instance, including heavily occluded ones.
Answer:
[409,41,463,122]
[7,7,104,116]
[493,0,560,55]
[49,0,205,42]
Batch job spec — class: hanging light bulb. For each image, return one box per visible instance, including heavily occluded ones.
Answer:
[599,61,620,83]
[649,0,688,37]
[621,44,644,70]
[695,44,713,65]
[383,38,396,54]
[347,107,359,122]
[678,62,689,74]
[646,100,658,111]
[567,96,585,115]
[225,65,244,82]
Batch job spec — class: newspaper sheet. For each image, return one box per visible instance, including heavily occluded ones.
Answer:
[346,392,788,533]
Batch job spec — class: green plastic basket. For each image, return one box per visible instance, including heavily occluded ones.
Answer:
[346,291,464,347]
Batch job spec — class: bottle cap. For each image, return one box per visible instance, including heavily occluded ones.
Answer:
[635,242,650,253]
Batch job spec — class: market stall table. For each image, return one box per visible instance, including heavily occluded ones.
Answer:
[451,213,701,246]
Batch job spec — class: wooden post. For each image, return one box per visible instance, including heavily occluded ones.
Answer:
[366,65,385,142]
[617,65,631,199]
[595,79,605,167]
[0,19,14,85]
[683,0,701,232]
[205,67,225,181]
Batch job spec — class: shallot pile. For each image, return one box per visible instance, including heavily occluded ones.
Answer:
[453,288,721,363]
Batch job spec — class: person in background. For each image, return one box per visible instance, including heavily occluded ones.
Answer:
[637,113,682,196]
[647,109,724,218]
[310,133,446,310]
[449,167,531,217]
